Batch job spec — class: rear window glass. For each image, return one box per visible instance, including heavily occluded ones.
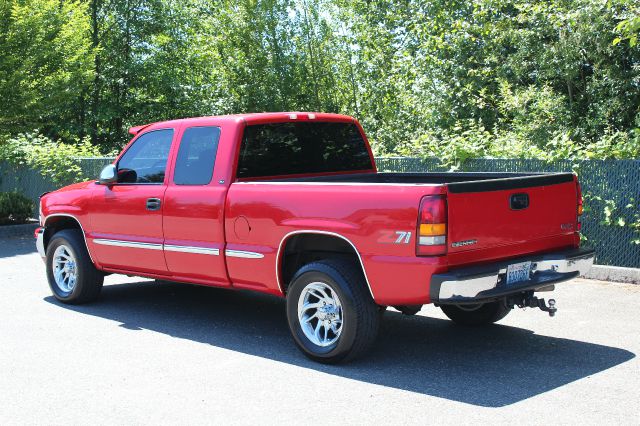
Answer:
[174,126,220,185]
[236,122,373,178]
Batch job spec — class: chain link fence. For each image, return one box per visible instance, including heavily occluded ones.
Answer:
[0,158,115,212]
[1,156,638,268]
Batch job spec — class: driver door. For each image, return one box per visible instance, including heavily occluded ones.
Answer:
[89,128,176,274]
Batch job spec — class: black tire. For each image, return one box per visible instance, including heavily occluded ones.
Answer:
[46,229,104,304]
[440,300,511,326]
[286,259,380,364]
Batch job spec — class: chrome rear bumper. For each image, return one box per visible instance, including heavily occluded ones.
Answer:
[430,248,595,304]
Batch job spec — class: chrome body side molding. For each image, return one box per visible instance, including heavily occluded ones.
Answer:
[225,249,264,259]
[94,239,220,255]
[93,239,163,250]
[164,245,220,255]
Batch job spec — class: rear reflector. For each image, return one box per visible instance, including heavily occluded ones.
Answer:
[417,195,447,256]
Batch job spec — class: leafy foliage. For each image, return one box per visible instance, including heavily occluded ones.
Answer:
[0,0,638,157]
[583,194,640,246]
[0,133,103,185]
[0,0,94,139]
[613,0,640,47]
[0,192,34,225]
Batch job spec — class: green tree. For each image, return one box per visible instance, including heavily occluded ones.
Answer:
[1,0,638,158]
[0,0,94,140]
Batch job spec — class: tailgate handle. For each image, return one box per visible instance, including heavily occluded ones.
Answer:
[510,193,529,210]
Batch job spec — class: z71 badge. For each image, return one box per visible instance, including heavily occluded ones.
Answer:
[378,231,412,244]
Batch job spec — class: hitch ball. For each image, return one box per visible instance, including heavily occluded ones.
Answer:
[537,298,557,317]
[547,299,557,317]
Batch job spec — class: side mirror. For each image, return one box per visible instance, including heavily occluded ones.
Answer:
[98,164,117,185]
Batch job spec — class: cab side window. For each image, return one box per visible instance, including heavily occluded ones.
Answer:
[173,126,220,185]
[117,129,174,184]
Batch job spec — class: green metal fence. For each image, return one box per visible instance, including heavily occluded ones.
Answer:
[1,157,638,268]
[0,158,115,212]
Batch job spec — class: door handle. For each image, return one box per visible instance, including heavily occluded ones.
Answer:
[146,198,161,211]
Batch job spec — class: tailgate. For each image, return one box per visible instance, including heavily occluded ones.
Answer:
[446,173,578,254]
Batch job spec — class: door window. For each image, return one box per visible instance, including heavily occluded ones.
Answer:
[117,129,174,183]
[173,126,221,185]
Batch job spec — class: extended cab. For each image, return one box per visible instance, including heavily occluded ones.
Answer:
[36,112,594,363]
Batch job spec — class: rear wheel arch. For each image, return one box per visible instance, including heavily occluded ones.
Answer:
[277,231,375,300]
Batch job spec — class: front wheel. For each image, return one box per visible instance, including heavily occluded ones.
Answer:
[46,229,104,304]
[440,300,511,326]
[286,259,380,364]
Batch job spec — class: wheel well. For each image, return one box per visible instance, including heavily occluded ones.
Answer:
[43,216,82,251]
[280,233,363,294]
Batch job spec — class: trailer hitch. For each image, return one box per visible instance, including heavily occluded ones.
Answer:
[520,295,557,317]
[505,291,557,317]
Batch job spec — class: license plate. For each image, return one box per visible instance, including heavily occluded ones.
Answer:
[506,261,532,285]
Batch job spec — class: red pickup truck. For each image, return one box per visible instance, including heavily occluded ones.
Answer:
[36,112,594,363]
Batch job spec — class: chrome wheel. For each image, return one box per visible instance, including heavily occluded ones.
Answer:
[298,282,343,347]
[52,245,77,293]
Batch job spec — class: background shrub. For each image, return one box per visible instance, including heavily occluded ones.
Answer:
[0,192,34,225]
[0,132,104,185]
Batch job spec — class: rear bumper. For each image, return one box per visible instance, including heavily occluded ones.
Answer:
[430,248,594,304]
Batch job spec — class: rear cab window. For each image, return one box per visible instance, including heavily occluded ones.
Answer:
[173,126,221,185]
[236,121,373,179]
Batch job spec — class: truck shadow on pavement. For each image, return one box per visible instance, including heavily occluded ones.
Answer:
[45,280,634,408]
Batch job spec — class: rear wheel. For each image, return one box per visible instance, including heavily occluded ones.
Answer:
[440,300,511,326]
[286,259,380,364]
[46,229,103,304]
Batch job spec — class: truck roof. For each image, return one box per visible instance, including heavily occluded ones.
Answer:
[128,112,355,135]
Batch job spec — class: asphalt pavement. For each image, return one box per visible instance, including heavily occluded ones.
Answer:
[1,235,638,425]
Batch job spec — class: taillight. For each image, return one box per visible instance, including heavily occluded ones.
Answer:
[577,182,583,231]
[417,195,447,256]
[577,182,583,215]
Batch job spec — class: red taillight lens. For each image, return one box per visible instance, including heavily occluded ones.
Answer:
[417,195,447,256]
[577,182,583,216]
[576,181,583,232]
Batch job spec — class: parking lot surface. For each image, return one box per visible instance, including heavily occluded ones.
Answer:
[1,236,638,425]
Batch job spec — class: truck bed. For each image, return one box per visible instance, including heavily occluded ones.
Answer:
[250,170,580,271]
[270,172,575,192]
